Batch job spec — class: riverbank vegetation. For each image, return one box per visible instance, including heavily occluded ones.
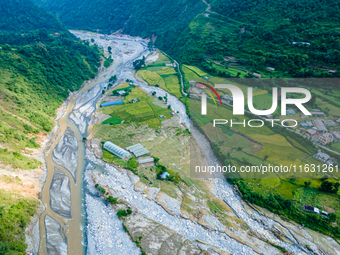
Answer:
[0,189,39,255]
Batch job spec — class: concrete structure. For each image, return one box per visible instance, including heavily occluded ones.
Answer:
[286,109,295,115]
[319,133,334,145]
[323,120,336,127]
[306,129,317,136]
[101,100,123,107]
[313,119,328,132]
[314,150,331,162]
[310,111,326,117]
[103,141,131,159]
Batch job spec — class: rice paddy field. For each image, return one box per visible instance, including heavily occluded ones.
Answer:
[137,53,183,98]
[99,87,172,129]
[184,64,340,219]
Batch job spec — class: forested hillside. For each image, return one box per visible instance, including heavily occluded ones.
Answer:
[35,0,340,78]
[0,0,101,253]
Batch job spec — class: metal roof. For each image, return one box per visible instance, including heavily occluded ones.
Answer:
[138,158,154,164]
[134,149,149,157]
[103,141,131,159]
[126,143,143,152]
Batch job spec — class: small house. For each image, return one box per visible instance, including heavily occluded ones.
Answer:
[161,172,170,179]
[253,73,261,78]
[266,67,275,71]
[332,132,340,141]
[323,120,336,127]
[303,205,320,214]
[286,109,295,115]
[306,129,317,136]
[54,33,60,37]
[314,151,331,162]
[117,91,126,96]
[159,115,165,118]
[311,111,326,117]
[301,121,313,127]
[189,80,196,87]
[328,70,336,74]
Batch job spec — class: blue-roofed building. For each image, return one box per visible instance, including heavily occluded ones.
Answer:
[101,100,123,107]
[161,172,170,179]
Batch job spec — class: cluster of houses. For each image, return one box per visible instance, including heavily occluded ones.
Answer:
[302,118,340,145]
[319,131,340,145]
[314,150,334,165]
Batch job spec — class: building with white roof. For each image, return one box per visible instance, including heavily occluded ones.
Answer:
[103,141,131,159]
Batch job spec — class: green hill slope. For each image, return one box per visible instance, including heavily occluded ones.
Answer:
[35,0,340,77]
[0,0,101,253]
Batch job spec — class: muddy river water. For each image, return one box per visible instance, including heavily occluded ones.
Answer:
[35,31,340,255]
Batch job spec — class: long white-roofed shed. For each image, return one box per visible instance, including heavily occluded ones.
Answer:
[103,141,131,159]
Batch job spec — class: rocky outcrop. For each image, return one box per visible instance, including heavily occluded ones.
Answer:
[49,168,71,218]
[52,128,78,180]
[155,191,182,216]
[124,214,208,255]
[85,138,103,158]
[44,215,67,255]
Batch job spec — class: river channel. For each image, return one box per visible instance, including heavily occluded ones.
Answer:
[36,31,339,255]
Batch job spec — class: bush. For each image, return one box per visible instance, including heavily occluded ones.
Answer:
[117,209,128,219]
[107,196,118,204]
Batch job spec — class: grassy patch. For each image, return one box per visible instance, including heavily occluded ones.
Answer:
[102,116,122,125]
[0,189,39,255]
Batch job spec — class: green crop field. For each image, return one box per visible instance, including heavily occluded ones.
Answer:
[100,87,172,129]
[138,53,183,99]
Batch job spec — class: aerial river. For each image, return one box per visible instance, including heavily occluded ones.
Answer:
[35,31,339,255]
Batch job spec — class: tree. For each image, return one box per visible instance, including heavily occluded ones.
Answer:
[167,105,171,109]
[320,181,340,193]
[151,91,156,96]
[304,180,311,187]
[109,75,117,82]
[158,96,163,100]
[91,38,94,42]
[133,56,145,70]
[108,46,112,54]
